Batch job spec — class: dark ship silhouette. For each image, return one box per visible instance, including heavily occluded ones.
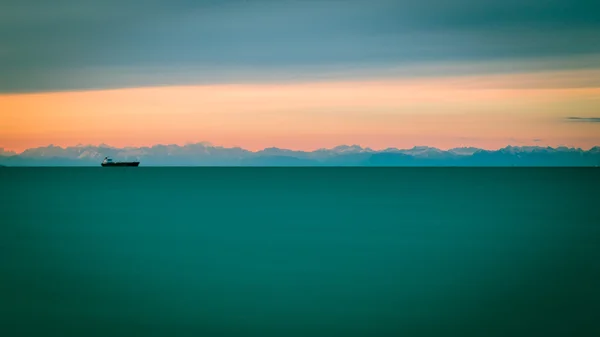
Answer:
[101,157,139,167]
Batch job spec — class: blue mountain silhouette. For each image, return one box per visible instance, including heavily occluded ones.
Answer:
[1,144,599,166]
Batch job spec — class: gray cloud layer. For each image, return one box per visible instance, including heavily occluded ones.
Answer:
[2,0,600,92]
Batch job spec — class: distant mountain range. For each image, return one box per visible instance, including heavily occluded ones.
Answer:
[1,144,599,166]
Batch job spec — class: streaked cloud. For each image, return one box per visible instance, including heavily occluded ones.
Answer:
[565,117,600,123]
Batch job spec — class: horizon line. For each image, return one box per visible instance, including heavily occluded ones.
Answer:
[3,142,600,156]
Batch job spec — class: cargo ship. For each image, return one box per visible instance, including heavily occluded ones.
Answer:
[101,157,140,167]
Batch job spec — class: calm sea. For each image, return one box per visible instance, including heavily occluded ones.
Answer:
[1,168,599,337]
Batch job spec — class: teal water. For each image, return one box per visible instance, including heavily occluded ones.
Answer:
[1,168,599,337]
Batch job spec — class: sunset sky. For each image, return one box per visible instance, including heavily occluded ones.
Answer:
[1,0,600,152]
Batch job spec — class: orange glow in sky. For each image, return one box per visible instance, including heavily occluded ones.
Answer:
[2,70,600,152]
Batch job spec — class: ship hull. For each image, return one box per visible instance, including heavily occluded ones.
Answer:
[101,162,140,167]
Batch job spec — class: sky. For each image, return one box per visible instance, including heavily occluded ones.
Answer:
[1,0,600,152]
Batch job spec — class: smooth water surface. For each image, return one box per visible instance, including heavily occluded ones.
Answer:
[1,168,599,336]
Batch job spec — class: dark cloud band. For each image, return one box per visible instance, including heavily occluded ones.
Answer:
[1,0,600,92]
